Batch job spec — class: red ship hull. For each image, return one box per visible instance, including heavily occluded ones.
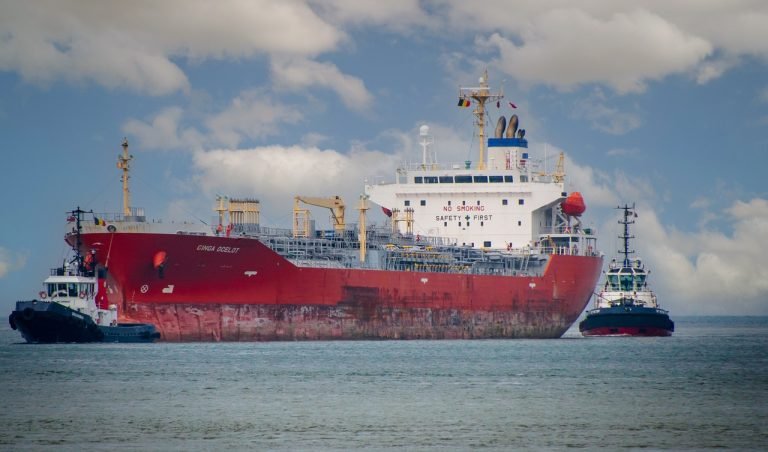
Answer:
[72,232,603,341]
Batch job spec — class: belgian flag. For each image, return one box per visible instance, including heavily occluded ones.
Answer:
[457,98,470,107]
[94,217,106,226]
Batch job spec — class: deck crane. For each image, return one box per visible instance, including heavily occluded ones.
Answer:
[293,195,346,238]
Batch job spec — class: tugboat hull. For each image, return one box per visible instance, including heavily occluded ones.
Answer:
[9,300,160,344]
[579,307,674,337]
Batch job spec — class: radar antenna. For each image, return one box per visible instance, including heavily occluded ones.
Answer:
[618,204,636,266]
[116,138,133,217]
[458,69,504,170]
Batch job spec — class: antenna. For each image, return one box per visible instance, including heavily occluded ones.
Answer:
[618,203,636,266]
[117,138,133,217]
[458,69,504,170]
[419,125,434,166]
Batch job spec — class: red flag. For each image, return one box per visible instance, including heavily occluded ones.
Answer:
[509,102,517,108]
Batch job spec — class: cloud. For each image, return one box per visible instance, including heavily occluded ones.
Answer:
[123,91,304,151]
[0,0,343,95]
[574,94,643,135]
[634,199,768,315]
[205,91,304,148]
[0,247,27,279]
[480,9,712,93]
[192,145,399,227]
[271,58,373,111]
[310,0,433,32]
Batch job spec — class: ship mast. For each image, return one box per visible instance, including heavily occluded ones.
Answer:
[117,138,133,217]
[618,204,636,267]
[458,69,504,170]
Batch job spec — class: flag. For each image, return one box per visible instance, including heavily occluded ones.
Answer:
[94,217,106,226]
[382,207,392,217]
[457,98,470,107]
[66,215,75,222]
[509,102,517,108]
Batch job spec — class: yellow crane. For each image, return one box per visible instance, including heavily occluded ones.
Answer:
[293,195,346,238]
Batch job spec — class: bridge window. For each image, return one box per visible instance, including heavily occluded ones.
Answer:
[502,199,508,205]
[473,175,488,183]
[489,175,503,183]
[518,199,524,205]
[455,175,472,183]
[420,200,426,206]
[414,177,423,184]
[519,175,528,182]
[404,200,410,206]
[439,176,454,183]
[425,176,438,184]
[484,241,492,248]
[68,283,78,297]
[504,176,514,183]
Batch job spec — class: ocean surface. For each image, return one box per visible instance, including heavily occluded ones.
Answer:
[0,317,766,451]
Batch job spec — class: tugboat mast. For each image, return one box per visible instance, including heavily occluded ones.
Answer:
[458,70,504,170]
[618,204,636,266]
[117,138,133,217]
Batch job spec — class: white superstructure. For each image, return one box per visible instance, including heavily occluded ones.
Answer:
[366,71,577,251]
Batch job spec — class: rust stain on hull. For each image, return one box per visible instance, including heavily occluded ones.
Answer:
[125,302,573,342]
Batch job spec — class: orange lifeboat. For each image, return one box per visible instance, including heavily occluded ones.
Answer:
[561,192,586,217]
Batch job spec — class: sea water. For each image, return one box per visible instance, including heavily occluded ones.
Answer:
[0,317,766,451]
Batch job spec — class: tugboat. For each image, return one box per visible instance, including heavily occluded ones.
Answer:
[8,208,160,343]
[579,204,674,337]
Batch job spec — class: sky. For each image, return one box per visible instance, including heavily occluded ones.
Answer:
[1,0,767,316]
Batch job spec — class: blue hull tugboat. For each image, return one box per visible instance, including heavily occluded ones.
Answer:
[8,208,160,344]
[579,204,674,337]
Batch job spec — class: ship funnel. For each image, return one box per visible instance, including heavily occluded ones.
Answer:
[494,116,506,138]
[506,114,518,139]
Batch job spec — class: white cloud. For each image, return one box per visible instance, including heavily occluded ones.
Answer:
[310,0,432,32]
[481,9,712,93]
[0,0,343,95]
[192,145,399,228]
[205,91,304,148]
[123,92,304,151]
[0,247,27,279]
[634,199,768,315]
[574,95,643,135]
[271,58,373,111]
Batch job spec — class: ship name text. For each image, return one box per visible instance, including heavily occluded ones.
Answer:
[196,244,241,254]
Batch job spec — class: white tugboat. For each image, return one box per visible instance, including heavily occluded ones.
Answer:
[579,204,674,337]
[8,208,160,343]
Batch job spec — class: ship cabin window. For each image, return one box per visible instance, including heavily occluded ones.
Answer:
[619,271,634,291]
[425,176,438,184]
[439,176,454,183]
[462,201,466,206]
[455,175,472,183]
[414,176,423,184]
[473,176,488,183]
[607,274,619,290]
[519,175,528,182]
[477,200,481,206]
[518,221,522,226]
[489,175,504,183]
[404,200,410,206]
[480,221,484,226]
[420,200,426,206]
[518,199,525,205]
[502,199,508,205]
[484,241,492,248]
[636,274,647,287]
[447,201,451,206]
[444,222,448,227]
[504,176,514,183]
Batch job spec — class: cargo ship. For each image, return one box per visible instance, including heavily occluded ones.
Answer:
[9,211,161,343]
[66,72,603,341]
[579,204,674,337]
